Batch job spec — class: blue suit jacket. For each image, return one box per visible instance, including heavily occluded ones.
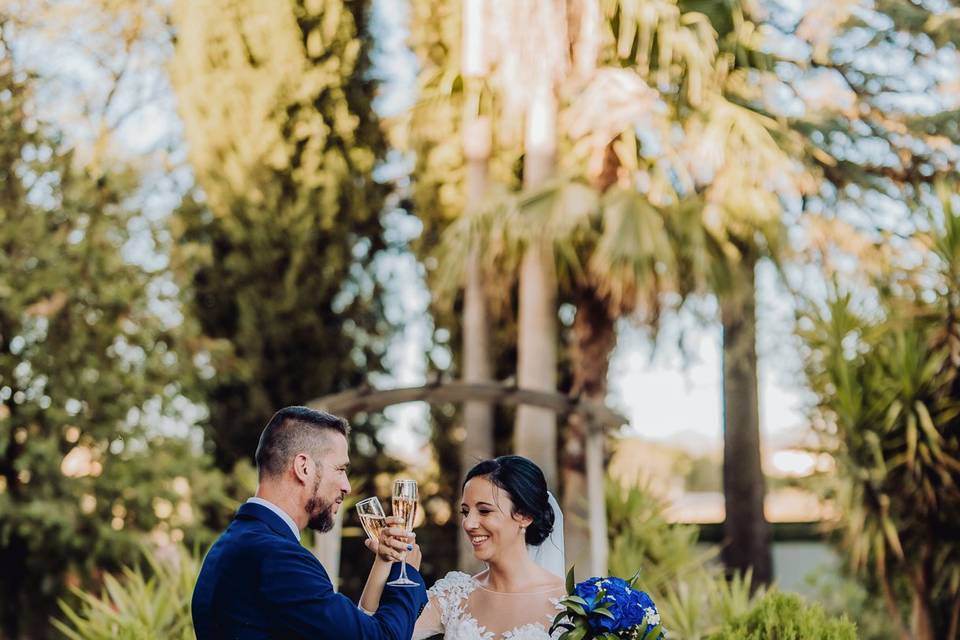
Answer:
[192,502,427,640]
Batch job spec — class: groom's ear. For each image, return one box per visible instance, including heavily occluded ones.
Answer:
[292,453,312,485]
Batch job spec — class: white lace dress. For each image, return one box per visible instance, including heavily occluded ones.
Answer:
[412,571,565,640]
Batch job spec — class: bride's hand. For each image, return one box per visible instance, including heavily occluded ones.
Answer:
[404,543,422,570]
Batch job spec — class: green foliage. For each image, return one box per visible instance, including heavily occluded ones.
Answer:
[706,592,857,640]
[168,0,399,476]
[805,567,897,640]
[606,479,707,588]
[0,28,227,638]
[798,185,960,637]
[606,480,763,639]
[53,545,198,640]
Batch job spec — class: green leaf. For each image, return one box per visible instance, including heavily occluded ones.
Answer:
[915,401,944,459]
[561,626,587,640]
[881,515,905,559]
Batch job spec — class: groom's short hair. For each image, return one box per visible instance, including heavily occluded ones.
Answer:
[254,406,350,479]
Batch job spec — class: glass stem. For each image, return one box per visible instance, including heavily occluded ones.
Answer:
[398,551,409,581]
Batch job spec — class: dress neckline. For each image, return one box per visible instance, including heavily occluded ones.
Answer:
[470,574,565,596]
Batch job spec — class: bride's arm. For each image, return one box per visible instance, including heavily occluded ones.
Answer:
[358,556,393,613]
[412,597,443,639]
[361,560,442,640]
[358,518,420,613]
[360,544,444,640]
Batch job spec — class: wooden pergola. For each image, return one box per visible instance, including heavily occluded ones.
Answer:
[307,379,628,584]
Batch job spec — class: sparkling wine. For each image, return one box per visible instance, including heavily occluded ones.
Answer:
[392,496,417,531]
[359,514,387,541]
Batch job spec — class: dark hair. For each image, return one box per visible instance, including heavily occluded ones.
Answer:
[462,455,554,546]
[254,406,350,478]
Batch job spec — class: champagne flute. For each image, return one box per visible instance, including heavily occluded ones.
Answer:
[355,497,387,543]
[386,479,419,587]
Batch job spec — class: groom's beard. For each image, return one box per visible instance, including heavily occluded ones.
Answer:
[305,477,336,533]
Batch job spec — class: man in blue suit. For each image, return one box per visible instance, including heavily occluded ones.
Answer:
[192,406,427,639]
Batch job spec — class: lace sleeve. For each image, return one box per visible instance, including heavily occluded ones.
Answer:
[412,596,442,640]
[412,571,475,639]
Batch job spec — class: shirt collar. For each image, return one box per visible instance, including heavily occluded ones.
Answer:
[246,497,301,542]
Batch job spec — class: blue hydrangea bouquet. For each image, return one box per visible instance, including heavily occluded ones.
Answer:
[549,569,665,640]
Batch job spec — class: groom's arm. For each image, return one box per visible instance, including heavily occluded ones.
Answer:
[260,544,427,640]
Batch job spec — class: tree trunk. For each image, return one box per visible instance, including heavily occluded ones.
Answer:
[911,589,936,640]
[0,535,27,639]
[720,256,773,586]
[0,395,25,639]
[458,1,494,569]
[911,545,936,640]
[459,110,494,572]
[515,81,558,490]
[562,286,616,579]
[878,555,912,640]
[947,591,959,640]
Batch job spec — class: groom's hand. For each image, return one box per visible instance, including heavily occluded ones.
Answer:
[365,516,416,563]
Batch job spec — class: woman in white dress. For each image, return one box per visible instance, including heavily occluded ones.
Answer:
[360,456,566,640]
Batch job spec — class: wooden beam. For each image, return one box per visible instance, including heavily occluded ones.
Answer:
[308,380,628,431]
[309,379,627,583]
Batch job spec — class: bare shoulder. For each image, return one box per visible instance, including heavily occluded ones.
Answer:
[529,566,566,592]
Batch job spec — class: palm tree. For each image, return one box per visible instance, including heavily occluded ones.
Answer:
[437,0,719,575]
[497,0,571,491]
[515,0,805,582]
[456,0,496,571]
[420,0,816,580]
[555,0,814,584]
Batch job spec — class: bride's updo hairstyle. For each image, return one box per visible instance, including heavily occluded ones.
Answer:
[463,455,555,546]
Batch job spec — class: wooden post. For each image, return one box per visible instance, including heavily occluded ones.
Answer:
[585,423,608,577]
[312,509,343,591]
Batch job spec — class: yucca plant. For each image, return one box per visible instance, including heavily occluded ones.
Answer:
[658,570,764,640]
[798,184,960,640]
[52,545,198,640]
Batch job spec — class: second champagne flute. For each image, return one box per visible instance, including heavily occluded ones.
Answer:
[386,479,418,587]
[355,497,387,543]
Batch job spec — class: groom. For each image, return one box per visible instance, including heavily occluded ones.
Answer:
[192,406,427,639]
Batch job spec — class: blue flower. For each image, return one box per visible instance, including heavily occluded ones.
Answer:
[573,578,603,611]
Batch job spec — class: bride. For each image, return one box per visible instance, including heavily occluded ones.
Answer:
[360,455,566,639]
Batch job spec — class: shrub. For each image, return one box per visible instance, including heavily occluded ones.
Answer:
[706,591,856,640]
